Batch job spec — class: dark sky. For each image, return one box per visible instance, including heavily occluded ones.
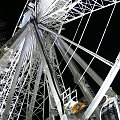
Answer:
[1,2,120,120]
[61,3,120,95]
[0,0,120,96]
[0,0,27,40]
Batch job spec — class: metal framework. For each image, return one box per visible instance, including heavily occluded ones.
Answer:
[0,0,120,120]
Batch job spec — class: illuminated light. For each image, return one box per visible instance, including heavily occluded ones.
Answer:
[71,102,87,114]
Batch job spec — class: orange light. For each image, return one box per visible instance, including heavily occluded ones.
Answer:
[71,102,87,114]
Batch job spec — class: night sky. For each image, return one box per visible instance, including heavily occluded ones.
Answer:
[61,3,120,95]
[0,0,120,98]
[0,0,26,40]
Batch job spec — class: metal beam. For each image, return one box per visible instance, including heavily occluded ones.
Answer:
[1,34,29,120]
[12,0,30,36]
[55,40,100,120]
[27,61,43,120]
[58,38,116,96]
[38,24,113,67]
[39,0,120,26]
[81,52,120,120]
[33,22,67,119]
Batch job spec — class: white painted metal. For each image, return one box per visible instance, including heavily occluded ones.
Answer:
[81,52,120,120]
[0,24,46,120]
[38,24,114,67]
[1,0,120,120]
[38,0,120,28]
[56,41,100,119]
[58,38,116,97]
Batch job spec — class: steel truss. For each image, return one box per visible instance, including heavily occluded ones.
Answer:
[1,0,120,120]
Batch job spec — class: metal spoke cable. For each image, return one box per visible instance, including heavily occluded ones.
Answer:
[61,1,120,24]
[58,15,84,67]
[48,2,84,65]
[73,3,116,90]
[61,1,96,75]
[56,0,90,67]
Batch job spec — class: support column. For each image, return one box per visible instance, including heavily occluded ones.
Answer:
[59,38,116,97]
[1,37,28,120]
[56,40,100,120]
[81,52,120,120]
[26,61,43,120]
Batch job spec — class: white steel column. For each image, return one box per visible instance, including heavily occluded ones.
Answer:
[33,22,67,119]
[1,37,28,120]
[38,24,113,67]
[56,40,100,119]
[27,61,44,120]
[45,64,66,119]
[81,52,120,120]
[58,38,116,96]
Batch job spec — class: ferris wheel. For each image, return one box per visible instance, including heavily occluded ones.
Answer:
[0,0,120,120]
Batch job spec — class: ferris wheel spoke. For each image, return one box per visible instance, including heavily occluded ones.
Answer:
[1,0,120,119]
[55,2,116,73]
[38,0,120,27]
